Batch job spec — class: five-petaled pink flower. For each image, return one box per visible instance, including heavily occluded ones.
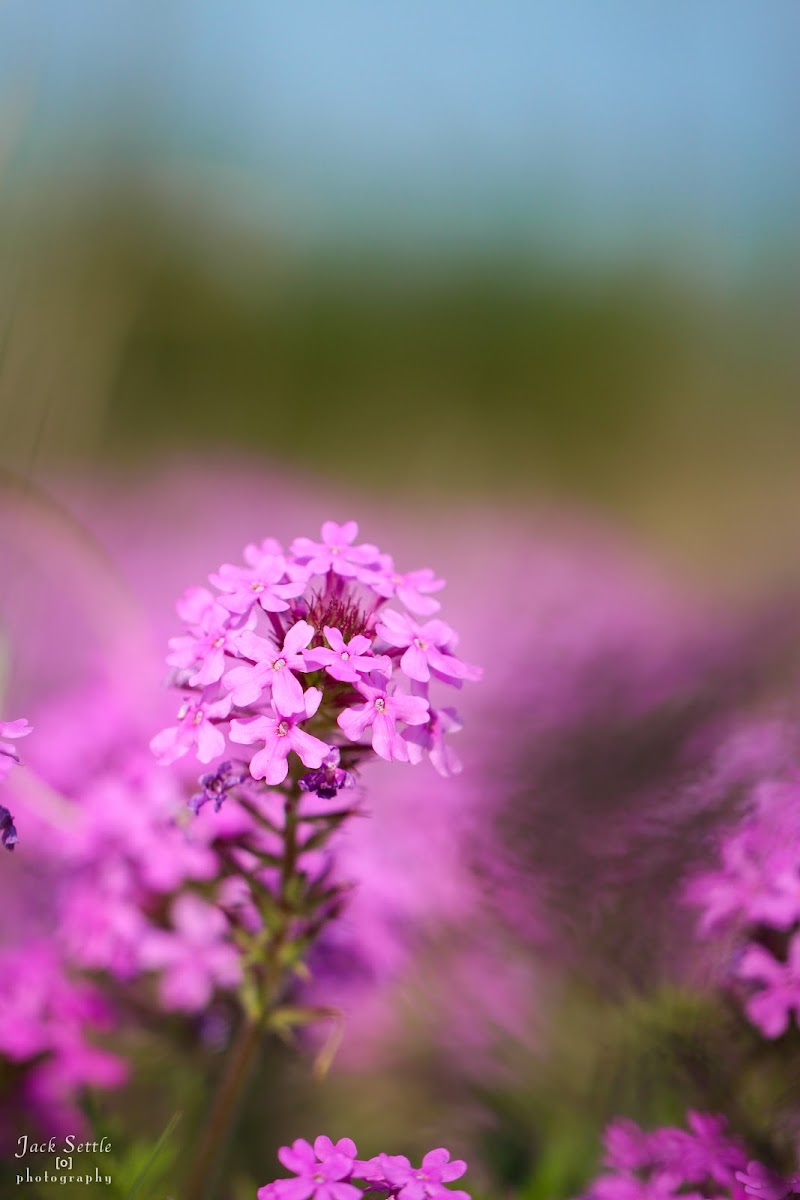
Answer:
[211,539,306,615]
[150,692,232,765]
[369,556,445,615]
[375,1149,469,1200]
[337,678,429,762]
[304,627,392,684]
[291,521,379,580]
[257,1137,363,1200]
[224,621,315,714]
[736,935,800,1038]
[230,689,329,784]
[167,587,254,686]
[377,610,482,685]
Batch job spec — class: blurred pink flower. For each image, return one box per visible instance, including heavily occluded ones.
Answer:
[736,937,800,1038]
[138,893,242,1011]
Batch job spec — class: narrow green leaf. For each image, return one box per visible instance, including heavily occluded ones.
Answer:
[125,1111,182,1200]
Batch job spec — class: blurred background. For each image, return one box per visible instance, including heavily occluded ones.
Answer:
[1,3,800,1198]
[0,1,798,592]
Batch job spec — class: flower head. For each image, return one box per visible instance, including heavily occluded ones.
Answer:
[152,520,480,789]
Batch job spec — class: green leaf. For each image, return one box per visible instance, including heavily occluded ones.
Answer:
[125,1111,182,1200]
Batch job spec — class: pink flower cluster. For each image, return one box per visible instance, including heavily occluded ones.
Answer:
[0,717,31,850]
[579,1111,790,1200]
[0,940,125,1136]
[151,521,480,787]
[686,776,800,1038]
[257,1135,470,1200]
[58,748,240,1011]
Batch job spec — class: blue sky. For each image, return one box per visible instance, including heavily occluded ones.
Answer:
[0,1,797,266]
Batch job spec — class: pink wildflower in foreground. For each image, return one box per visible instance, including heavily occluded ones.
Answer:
[257,1136,470,1200]
[152,519,481,790]
[146,520,481,1041]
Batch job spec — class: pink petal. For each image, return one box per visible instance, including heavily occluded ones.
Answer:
[303,687,324,718]
[400,644,430,683]
[195,721,226,764]
[289,728,330,769]
[284,620,316,656]
[338,706,372,741]
[272,670,306,717]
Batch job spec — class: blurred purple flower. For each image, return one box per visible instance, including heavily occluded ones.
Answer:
[299,748,355,800]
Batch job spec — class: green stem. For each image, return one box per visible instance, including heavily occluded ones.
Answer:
[183,783,304,1200]
[182,1015,264,1200]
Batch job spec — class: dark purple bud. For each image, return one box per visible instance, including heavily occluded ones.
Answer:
[0,804,18,851]
[299,747,355,799]
[189,760,248,814]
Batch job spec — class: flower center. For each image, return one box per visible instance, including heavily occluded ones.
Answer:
[313,1173,325,1183]
[273,657,286,671]
[374,697,387,713]
[277,721,290,737]
[250,581,264,592]
[414,637,427,649]
[193,710,204,726]
[341,651,350,660]
[213,636,225,648]
[331,545,341,556]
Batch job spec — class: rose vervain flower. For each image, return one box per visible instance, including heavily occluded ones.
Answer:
[257,1136,471,1200]
[151,520,481,787]
[230,689,329,785]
